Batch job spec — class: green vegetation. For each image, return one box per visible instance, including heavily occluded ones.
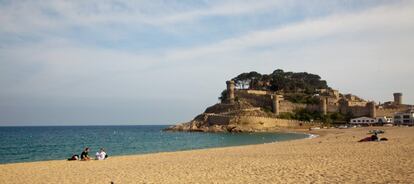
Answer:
[218,90,227,102]
[232,71,262,89]
[232,69,329,94]
[261,107,273,113]
[278,109,349,123]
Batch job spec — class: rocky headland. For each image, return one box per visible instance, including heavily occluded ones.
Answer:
[165,69,411,133]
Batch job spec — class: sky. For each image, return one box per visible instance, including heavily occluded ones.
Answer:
[0,0,414,126]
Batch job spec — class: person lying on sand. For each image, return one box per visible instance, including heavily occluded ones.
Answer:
[359,132,388,142]
[80,147,91,161]
[67,154,79,161]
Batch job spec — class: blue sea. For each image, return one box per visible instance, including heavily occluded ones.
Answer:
[0,125,309,164]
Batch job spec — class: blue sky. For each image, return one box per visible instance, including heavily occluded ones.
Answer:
[1,0,414,125]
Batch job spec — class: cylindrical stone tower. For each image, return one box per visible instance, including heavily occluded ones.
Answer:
[226,80,235,104]
[272,94,280,115]
[393,93,402,105]
[320,97,327,115]
[368,101,376,118]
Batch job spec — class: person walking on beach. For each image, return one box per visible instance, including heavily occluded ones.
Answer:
[80,147,91,161]
[95,148,107,160]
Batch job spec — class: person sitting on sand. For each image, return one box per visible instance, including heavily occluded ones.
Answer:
[95,148,107,160]
[80,147,91,161]
[371,132,379,141]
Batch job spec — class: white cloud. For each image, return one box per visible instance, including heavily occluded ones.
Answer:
[1,0,414,123]
[0,0,286,34]
[2,1,414,101]
[164,2,414,61]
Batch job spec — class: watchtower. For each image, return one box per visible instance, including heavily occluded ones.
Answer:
[320,97,327,115]
[367,101,376,118]
[393,93,402,105]
[226,80,235,104]
[272,94,280,115]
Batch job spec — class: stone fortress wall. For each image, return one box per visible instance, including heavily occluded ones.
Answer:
[204,113,319,129]
[228,81,409,120]
[235,90,323,113]
[341,106,370,117]
[327,104,339,113]
[376,108,408,117]
[235,90,273,109]
[169,81,411,132]
[233,115,320,129]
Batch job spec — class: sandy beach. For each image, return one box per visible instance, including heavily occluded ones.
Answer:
[1,127,413,183]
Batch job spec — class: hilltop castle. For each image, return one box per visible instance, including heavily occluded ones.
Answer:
[166,70,412,132]
[226,80,411,120]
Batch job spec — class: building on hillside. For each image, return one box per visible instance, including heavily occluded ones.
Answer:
[225,81,412,122]
[393,110,414,125]
[380,93,404,108]
[343,94,368,106]
[349,116,393,125]
[349,117,376,125]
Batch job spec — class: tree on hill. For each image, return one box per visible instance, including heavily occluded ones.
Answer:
[232,71,262,89]
[268,69,328,93]
[232,69,328,93]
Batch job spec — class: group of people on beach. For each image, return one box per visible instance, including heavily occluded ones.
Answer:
[358,130,388,142]
[68,147,108,161]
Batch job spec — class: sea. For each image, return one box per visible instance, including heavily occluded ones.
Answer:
[0,125,309,164]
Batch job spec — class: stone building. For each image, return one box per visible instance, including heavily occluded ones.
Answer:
[167,81,413,132]
[225,81,412,120]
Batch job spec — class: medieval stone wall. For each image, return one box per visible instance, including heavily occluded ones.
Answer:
[338,104,408,118]
[307,104,322,112]
[233,116,321,129]
[204,113,321,129]
[235,90,272,109]
[234,89,407,118]
[377,107,409,117]
[236,90,329,114]
[327,104,339,113]
[346,106,370,117]
[279,101,324,113]
[244,90,273,95]
[279,101,304,112]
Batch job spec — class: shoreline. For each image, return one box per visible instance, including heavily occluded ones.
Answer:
[1,127,413,183]
[0,130,313,165]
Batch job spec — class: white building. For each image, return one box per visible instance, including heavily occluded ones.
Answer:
[349,117,376,125]
[376,116,393,124]
[350,116,393,125]
[394,110,414,125]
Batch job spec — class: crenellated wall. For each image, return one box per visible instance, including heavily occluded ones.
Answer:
[236,90,328,114]
[234,89,407,118]
[244,90,273,95]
